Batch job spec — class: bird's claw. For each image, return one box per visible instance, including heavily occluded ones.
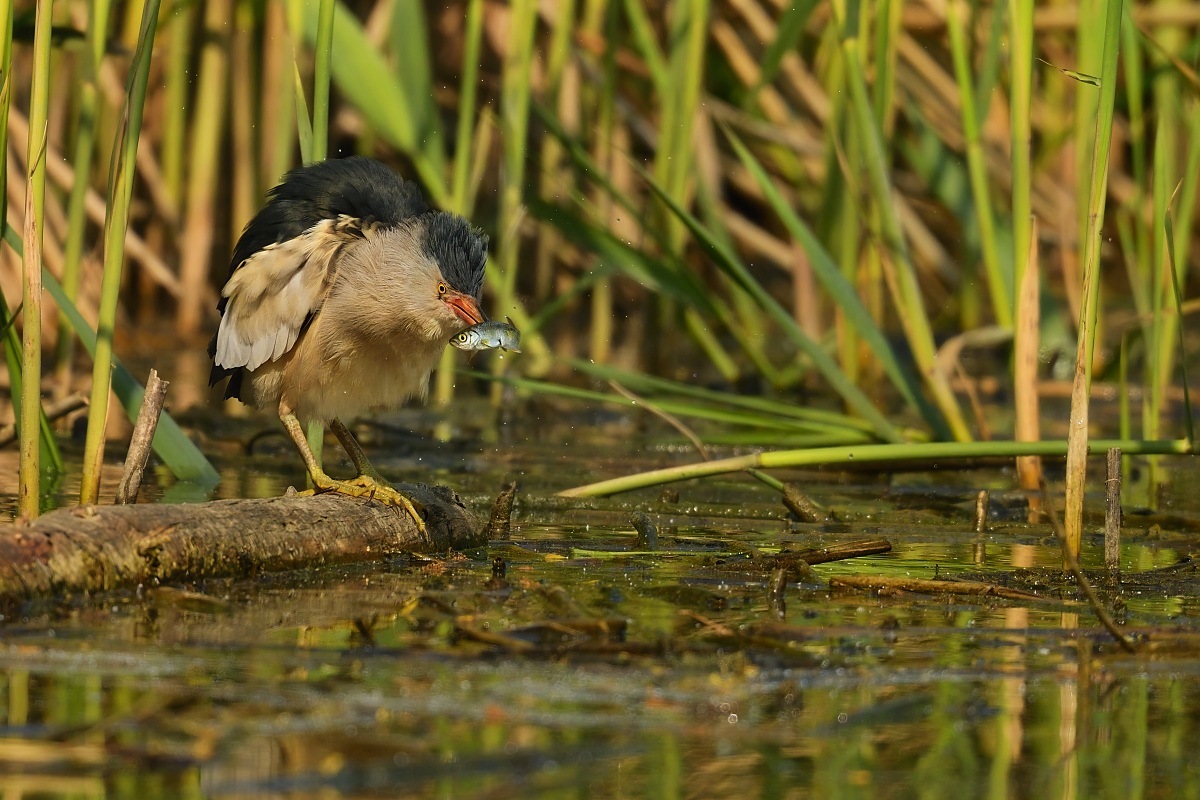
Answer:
[310,475,427,533]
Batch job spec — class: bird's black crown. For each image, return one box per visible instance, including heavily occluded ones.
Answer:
[421,213,488,300]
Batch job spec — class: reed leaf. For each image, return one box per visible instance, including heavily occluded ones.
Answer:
[2,225,218,485]
[464,369,865,439]
[723,127,940,435]
[559,438,1195,499]
[528,199,718,316]
[632,160,905,443]
[566,358,882,435]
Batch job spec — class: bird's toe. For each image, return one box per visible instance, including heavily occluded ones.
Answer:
[306,475,427,532]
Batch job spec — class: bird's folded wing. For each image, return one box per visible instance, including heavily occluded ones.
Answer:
[213,217,362,371]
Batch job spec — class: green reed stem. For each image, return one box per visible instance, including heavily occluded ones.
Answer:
[1,7,60,482]
[175,0,230,339]
[450,0,484,217]
[55,0,111,399]
[286,0,313,163]
[18,0,54,517]
[303,0,335,467]
[1146,121,1167,444]
[80,0,162,506]
[1064,0,1125,558]
[1164,217,1195,444]
[559,438,1194,499]
[947,0,1009,326]
[161,1,192,204]
[1009,0,1039,486]
[435,0,486,409]
[310,0,334,162]
[487,0,538,404]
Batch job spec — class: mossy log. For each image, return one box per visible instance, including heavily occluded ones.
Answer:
[0,484,482,606]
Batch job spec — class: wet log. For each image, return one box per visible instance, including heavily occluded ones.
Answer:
[0,484,483,607]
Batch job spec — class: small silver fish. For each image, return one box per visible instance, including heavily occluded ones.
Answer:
[450,318,522,353]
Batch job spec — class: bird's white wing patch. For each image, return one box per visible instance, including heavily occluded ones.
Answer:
[214,218,354,371]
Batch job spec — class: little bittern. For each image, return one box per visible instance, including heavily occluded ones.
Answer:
[209,157,488,529]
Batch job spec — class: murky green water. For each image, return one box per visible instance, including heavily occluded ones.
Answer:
[3,399,1200,798]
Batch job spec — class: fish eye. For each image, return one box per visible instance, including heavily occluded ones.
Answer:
[455,332,469,342]
[437,282,448,296]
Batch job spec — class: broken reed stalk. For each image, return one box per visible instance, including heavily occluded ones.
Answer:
[1015,215,1042,493]
[115,369,169,505]
[1105,447,1122,572]
[973,490,989,533]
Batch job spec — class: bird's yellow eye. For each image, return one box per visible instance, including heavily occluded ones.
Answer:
[437,282,448,297]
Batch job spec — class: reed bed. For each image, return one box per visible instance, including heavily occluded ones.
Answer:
[0,0,1196,533]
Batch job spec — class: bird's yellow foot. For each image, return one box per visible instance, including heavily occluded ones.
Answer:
[304,474,426,532]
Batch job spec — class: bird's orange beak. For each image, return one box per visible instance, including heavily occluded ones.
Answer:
[445,292,485,326]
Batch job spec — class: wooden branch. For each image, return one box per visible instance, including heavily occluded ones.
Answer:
[829,574,1063,604]
[0,485,482,606]
[774,539,893,567]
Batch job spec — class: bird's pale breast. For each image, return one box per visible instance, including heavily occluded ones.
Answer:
[244,307,448,423]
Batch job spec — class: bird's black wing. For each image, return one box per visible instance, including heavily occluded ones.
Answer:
[223,156,429,290]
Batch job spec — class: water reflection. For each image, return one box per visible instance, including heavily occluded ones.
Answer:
[3,399,1200,797]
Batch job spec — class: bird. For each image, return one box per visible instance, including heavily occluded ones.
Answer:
[208,156,489,530]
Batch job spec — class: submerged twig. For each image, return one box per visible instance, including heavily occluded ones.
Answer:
[771,539,892,567]
[781,485,830,523]
[768,566,788,619]
[632,511,658,550]
[0,391,87,447]
[1040,479,1137,653]
[539,584,591,618]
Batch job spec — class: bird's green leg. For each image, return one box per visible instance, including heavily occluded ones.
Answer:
[329,418,387,482]
[280,411,425,532]
[329,417,426,530]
